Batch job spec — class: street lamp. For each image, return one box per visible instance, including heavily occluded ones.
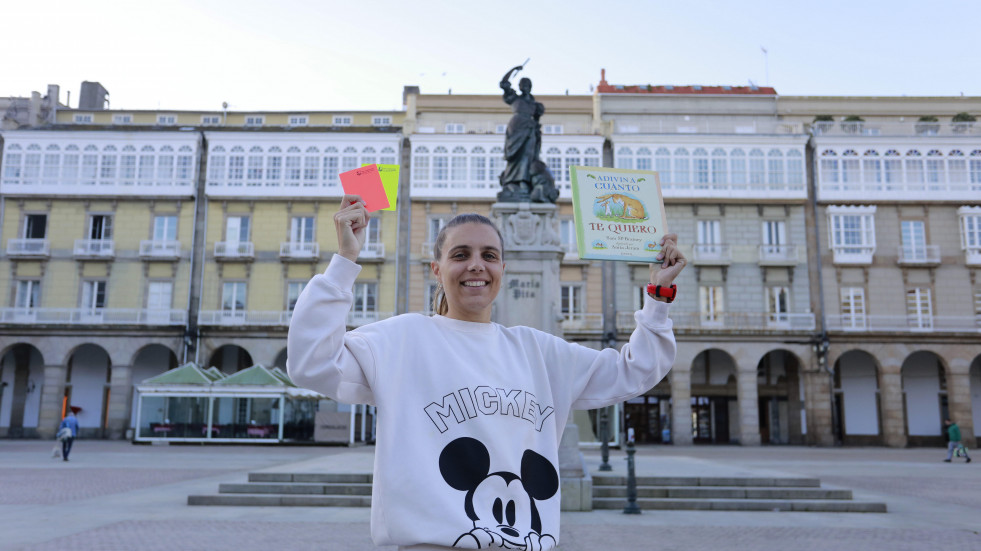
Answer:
[599,331,617,472]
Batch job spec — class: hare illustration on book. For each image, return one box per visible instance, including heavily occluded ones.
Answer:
[594,193,648,221]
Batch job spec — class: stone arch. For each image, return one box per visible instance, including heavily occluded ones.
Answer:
[129,345,180,430]
[690,348,738,444]
[833,349,882,445]
[756,349,805,445]
[0,343,46,438]
[901,350,948,446]
[208,345,254,374]
[273,348,288,370]
[66,343,112,437]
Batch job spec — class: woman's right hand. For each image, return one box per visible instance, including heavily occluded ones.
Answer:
[334,194,369,262]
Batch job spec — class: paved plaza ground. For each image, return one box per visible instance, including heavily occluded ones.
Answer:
[0,440,979,550]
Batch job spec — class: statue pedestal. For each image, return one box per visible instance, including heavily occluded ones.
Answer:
[491,202,592,512]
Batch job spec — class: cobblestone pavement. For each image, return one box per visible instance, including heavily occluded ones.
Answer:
[1,440,979,550]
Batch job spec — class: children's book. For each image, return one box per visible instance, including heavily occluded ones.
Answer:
[569,166,668,262]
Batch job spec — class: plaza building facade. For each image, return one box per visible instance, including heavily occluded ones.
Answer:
[0,80,978,448]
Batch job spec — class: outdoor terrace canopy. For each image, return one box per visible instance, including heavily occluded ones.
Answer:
[134,362,322,443]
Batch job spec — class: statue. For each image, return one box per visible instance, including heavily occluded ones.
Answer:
[497,65,558,203]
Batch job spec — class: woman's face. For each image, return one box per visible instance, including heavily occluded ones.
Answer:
[432,223,505,323]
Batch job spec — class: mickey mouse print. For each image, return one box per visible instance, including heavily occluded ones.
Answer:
[439,437,558,550]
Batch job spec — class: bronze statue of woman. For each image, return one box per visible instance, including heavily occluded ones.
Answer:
[498,65,547,201]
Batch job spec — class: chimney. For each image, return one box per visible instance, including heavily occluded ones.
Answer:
[29,92,42,127]
[79,81,110,110]
[45,84,60,124]
[402,86,420,108]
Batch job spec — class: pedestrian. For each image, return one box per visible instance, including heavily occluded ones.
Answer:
[58,410,79,462]
[287,195,687,550]
[943,418,971,463]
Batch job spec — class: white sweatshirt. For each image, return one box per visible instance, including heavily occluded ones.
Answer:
[287,255,676,550]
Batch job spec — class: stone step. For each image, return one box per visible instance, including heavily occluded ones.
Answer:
[592,475,820,488]
[248,472,373,484]
[188,494,371,507]
[218,482,373,496]
[592,497,887,513]
[592,486,852,500]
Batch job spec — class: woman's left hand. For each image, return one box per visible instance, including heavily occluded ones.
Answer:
[650,233,686,288]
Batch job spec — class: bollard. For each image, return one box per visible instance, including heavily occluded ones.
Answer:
[599,406,612,471]
[623,439,641,514]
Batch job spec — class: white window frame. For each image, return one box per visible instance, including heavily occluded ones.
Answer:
[352,282,378,315]
[906,288,933,330]
[560,284,584,318]
[766,286,790,325]
[900,220,927,261]
[147,281,173,311]
[290,216,315,244]
[445,123,465,134]
[153,215,178,242]
[840,287,866,330]
[287,281,306,312]
[333,116,352,126]
[156,114,177,126]
[244,116,265,127]
[827,205,876,263]
[699,285,724,325]
[74,114,94,123]
[14,280,41,309]
[81,280,107,310]
[287,115,308,127]
[542,124,563,135]
[372,116,392,126]
[88,214,113,240]
[201,115,221,125]
[23,213,47,239]
[221,281,247,313]
[112,114,133,124]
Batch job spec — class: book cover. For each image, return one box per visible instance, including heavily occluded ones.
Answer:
[569,166,668,262]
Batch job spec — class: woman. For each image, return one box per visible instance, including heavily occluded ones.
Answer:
[287,195,686,550]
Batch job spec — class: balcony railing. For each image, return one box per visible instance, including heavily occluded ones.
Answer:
[964,247,981,266]
[691,244,732,265]
[826,315,980,333]
[279,241,319,261]
[74,239,114,258]
[348,311,393,327]
[0,308,186,325]
[198,310,293,326]
[897,245,941,265]
[215,241,254,260]
[811,120,981,137]
[6,238,50,257]
[561,313,603,332]
[139,240,181,260]
[359,242,385,260]
[617,311,816,332]
[831,245,875,265]
[758,245,800,266]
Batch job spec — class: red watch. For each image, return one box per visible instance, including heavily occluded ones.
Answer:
[646,283,677,303]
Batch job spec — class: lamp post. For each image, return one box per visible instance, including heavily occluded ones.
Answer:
[623,428,641,514]
[599,331,617,472]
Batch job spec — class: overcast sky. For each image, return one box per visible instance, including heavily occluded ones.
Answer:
[5,0,980,112]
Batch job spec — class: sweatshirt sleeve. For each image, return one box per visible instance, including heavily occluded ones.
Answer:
[286,255,377,406]
[550,295,676,411]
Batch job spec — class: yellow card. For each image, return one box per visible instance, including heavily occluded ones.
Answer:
[363,163,399,211]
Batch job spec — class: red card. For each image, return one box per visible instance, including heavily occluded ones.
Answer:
[339,164,389,212]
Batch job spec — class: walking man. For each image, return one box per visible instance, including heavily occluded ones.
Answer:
[943,418,971,463]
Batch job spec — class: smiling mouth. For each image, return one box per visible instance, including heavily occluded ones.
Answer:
[462,281,488,287]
